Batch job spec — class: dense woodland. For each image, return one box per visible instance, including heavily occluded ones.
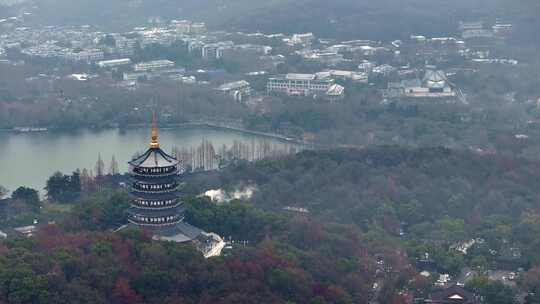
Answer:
[186,147,540,302]
[3,147,540,303]
[0,194,379,304]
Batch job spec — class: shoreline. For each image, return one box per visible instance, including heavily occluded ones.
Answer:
[0,122,305,145]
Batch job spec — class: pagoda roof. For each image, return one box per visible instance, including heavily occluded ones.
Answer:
[129,147,179,168]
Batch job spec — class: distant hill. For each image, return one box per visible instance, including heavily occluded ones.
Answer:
[11,0,539,44]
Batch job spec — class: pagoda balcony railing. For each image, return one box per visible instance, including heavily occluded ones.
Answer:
[131,182,179,192]
[131,202,182,210]
[128,217,184,227]
[131,166,177,176]
[130,170,178,178]
[130,186,179,194]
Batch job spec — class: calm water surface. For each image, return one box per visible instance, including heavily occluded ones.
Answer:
[0,127,290,193]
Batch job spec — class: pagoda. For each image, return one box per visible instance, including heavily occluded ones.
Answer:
[127,113,201,242]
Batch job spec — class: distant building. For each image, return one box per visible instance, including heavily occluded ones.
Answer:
[426,284,480,304]
[492,22,513,39]
[230,44,272,56]
[134,60,175,72]
[64,48,104,62]
[202,41,234,59]
[113,37,137,56]
[372,64,397,76]
[190,22,207,34]
[385,68,456,99]
[303,51,346,66]
[316,70,368,84]
[460,21,494,39]
[123,72,147,81]
[267,73,344,100]
[216,80,251,102]
[13,225,37,237]
[289,33,315,46]
[97,58,131,68]
[172,20,193,34]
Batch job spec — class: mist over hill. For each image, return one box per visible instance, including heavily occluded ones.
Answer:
[12,0,536,43]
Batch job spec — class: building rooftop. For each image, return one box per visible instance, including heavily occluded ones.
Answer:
[217,80,250,91]
[286,73,316,81]
[423,69,448,89]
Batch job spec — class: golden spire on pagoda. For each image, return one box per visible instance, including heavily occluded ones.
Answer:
[150,111,159,148]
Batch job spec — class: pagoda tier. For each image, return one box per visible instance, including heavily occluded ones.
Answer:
[131,181,179,194]
[131,190,181,200]
[132,197,181,209]
[127,204,185,226]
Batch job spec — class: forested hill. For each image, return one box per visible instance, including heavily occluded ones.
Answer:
[3,147,540,302]
[187,146,540,265]
[13,0,538,42]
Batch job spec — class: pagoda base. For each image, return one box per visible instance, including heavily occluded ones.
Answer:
[121,222,225,258]
[126,221,202,243]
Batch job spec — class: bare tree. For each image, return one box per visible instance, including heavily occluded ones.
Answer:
[95,153,105,177]
[109,155,119,176]
[0,185,8,199]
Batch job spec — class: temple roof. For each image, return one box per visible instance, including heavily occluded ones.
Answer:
[129,147,179,168]
[126,221,202,242]
[153,222,203,241]
[430,284,478,304]
[423,69,448,89]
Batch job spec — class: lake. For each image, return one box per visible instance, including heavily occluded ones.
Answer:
[0,126,295,193]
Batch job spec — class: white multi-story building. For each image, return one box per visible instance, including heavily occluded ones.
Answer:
[172,20,192,34]
[316,70,368,84]
[303,51,346,66]
[492,22,513,38]
[232,44,272,55]
[190,22,207,34]
[216,80,251,102]
[289,33,315,46]
[134,59,175,72]
[202,41,234,59]
[97,58,131,68]
[64,48,104,62]
[267,73,344,100]
[460,21,494,39]
[114,37,137,56]
[123,72,148,81]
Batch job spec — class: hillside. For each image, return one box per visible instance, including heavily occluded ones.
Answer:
[3,147,540,303]
[187,147,540,270]
[15,0,535,41]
